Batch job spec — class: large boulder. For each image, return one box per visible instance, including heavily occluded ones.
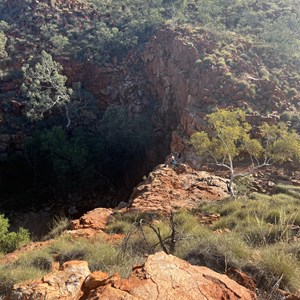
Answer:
[71,208,113,231]
[82,251,257,300]
[128,163,229,214]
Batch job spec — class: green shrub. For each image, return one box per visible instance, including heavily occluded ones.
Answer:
[16,248,53,271]
[183,233,251,273]
[239,53,249,60]
[237,79,250,90]
[0,214,30,253]
[280,111,293,122]
[258,67,270,80]
[288,88,298,97]
[216,57,226,67]
[174,210,199,232]
[195,58,202,65]
[219,49,232,58]
[202,54,216,67]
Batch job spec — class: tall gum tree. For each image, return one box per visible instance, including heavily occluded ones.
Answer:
[190,109,300,197]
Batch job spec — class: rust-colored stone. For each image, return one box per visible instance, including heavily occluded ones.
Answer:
[7,260,90,300]
[128,163,228,214]
[83,252,257,300]
[76,208,113,230]
[226,268,256,292]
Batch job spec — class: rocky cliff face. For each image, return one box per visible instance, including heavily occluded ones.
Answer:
[141,27,297,168]
[0,26,298,210]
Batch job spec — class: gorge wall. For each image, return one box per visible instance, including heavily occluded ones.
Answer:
[0,26,299,214]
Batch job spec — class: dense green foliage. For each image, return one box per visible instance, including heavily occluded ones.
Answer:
[0,214,30,253]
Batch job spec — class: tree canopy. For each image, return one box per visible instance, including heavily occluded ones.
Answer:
[21,50,72,121]
[190,109,300,197]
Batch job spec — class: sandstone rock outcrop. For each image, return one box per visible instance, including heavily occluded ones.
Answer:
[128,163,229,214]
[6,252,257,300]
[6,260,90,300]
[71,208,113,231]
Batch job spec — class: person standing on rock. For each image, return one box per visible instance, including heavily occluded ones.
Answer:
[165,153,177,168]
[171,153,177,167]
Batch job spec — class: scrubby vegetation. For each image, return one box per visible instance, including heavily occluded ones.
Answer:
[190,108,300,196]
[1,0,300,65]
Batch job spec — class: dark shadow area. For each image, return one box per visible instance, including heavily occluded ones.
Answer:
[0,105,169,235]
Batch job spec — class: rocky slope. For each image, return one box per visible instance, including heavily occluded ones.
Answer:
[1,163,300,299]
[6,252,257,300]
[68,163,229,236]
[1,2,300,299]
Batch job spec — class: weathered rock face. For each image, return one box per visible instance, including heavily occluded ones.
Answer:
[6,252,257,300]
[128,163,229,214]
[141,28,290,167]
[6,260,90,300]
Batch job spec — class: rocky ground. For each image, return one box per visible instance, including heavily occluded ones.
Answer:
[6,252,257,300]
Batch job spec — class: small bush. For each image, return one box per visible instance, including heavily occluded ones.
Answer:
[239,53,249,60]
[224,72,234,79]
[288,88,298,97]
[216,57,226,67]
[258,67,270,80]
[0,214,30,253]
[237,79,250,90]
[50,236,86,263]
[195,58,202,65]
[184,233,251,273]
[280,111,293,122]
[220,49,232,58]
[16,248,53,271]
[127,220,171,255]
[202,54,216,67]
[0,265,45,296]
